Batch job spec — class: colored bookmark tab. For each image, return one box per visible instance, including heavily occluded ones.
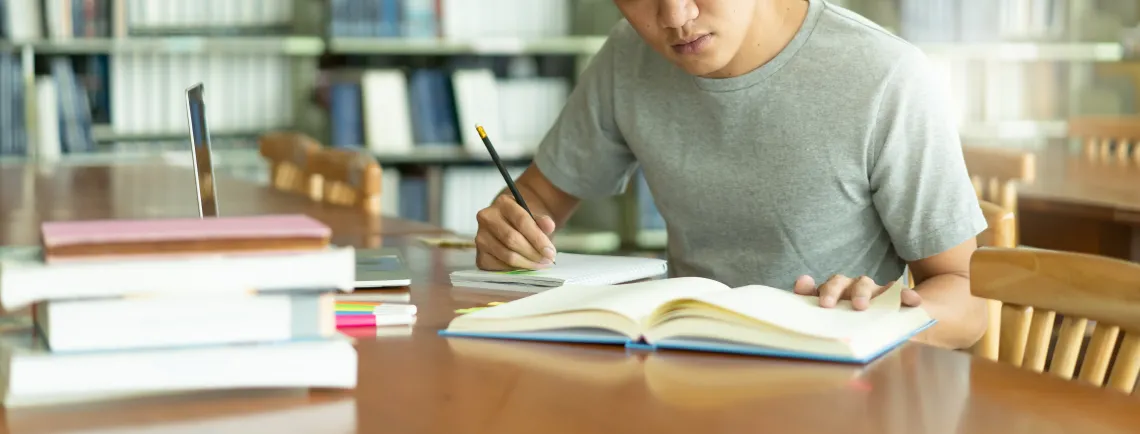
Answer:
[336,301,386,306]
[336,314,415,328]
[454,301,504,314]
[337,303,417,316]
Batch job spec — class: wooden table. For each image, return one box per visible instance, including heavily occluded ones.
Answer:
[1,162,1139,433]
[1015,142,1140,261]
[0,162,448,246]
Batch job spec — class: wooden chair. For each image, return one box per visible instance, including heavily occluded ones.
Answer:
[961,145,1035,245]
[968,200,1016,359]
[962,145,1036,218]
[970,247,1140,394]
[258,132,322,195]
[308,147,383,215]
[1068,116,1140,164]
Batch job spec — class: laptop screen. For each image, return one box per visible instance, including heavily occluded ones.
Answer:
[186,83,219,217]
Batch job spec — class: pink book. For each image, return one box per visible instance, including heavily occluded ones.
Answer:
[40,214,332,261]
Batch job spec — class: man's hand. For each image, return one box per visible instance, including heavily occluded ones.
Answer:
[474,194,559,271]
[793,274,923,311]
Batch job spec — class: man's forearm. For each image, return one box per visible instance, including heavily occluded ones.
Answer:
[496,184,564,224]
[910,273,988,349]
[495,168,580,229]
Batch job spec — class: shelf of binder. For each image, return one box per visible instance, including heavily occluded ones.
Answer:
[329,36,607,56]
[916,42,1124,61]
[373,147,534,165]
[4,145,261,166]
[91,125,265,143]
[23,36,325,56]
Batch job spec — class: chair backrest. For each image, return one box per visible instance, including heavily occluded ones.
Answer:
[970,247,1140,395]
[258,132,322,195]
[1068,116,1140,164]
[961,145,1036,213]
[308,147,383,215]
[969,200,1016,359]
[976,200,1015,249]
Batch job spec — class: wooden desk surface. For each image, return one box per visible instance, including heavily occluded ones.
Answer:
[1,162,1139,433]
[0,162,448,246]
[1018,142,1140,219]
[1008,142,1140,260]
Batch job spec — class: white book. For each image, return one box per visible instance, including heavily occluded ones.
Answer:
[381,169,402,217]
[439,276,930,364]
[362,69,414,153]
[0,247,356,311]
[452,69,504,157]
[6,0,44,41]
[34,292,337,352]
[33,77,61,162]
[13,398,357,433]
[449,253,668,292]
[0,326,357,408]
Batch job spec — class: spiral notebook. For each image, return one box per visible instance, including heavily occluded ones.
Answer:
[449,253,668,292]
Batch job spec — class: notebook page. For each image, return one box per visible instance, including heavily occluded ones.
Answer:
[457,277,730,323]
[684,283,906,340]
[450,253,667,285]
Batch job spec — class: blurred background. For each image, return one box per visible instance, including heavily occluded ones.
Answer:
[1,0,1138,257]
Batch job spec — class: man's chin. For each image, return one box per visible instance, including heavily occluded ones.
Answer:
[671,58,729,78]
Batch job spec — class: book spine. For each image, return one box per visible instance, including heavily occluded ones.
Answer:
[36,292,337,352]
[1,247,356,311]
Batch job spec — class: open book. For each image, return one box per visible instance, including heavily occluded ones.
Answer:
[449,253,668,292]
[439,276,934,364]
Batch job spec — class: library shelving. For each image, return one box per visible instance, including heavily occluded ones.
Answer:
[6,0,1140,255]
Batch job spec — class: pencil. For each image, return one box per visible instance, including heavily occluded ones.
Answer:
[476,124,555,265]
[477,124,534,218]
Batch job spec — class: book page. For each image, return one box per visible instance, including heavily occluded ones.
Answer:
[454,277,731,324]
[671,282,906,340]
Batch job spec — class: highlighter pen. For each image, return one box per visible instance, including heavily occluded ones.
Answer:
[476,124,555,265]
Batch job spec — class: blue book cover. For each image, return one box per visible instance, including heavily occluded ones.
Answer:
[407,69,458,146]
[401,0,437,37]
[329,0,347,37]
[378,0,401,37]
[1,54,11,156]
[329,81,363,148]
[12,55,26,156]
[398,177,428,222]
[439,319,934,365]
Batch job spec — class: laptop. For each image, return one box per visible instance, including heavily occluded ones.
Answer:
[184,83,411,288]
[185,83,219,218]
[354,247,412,288]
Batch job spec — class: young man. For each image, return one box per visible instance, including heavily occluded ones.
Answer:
[472,0,988,349]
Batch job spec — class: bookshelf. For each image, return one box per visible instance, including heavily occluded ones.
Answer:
[4,0,1140,256]
[0,0,328,168]
[316,0,627,253]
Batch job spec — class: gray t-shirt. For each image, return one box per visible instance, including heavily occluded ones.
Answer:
[533,0,987,290]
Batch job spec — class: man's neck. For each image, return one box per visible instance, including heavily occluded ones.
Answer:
[705,0,810,78]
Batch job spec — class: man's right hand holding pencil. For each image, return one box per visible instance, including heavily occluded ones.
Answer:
[472,125,579,271]
[474,193,559,271]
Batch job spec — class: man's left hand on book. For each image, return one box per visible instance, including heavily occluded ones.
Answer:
[792,275,921,311]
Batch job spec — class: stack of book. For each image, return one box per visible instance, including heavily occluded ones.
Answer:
[0,214,358,407]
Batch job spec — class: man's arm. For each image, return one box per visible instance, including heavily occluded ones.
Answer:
[474,22,635,271]
[907,238,988,349]
[862,47,988,349]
